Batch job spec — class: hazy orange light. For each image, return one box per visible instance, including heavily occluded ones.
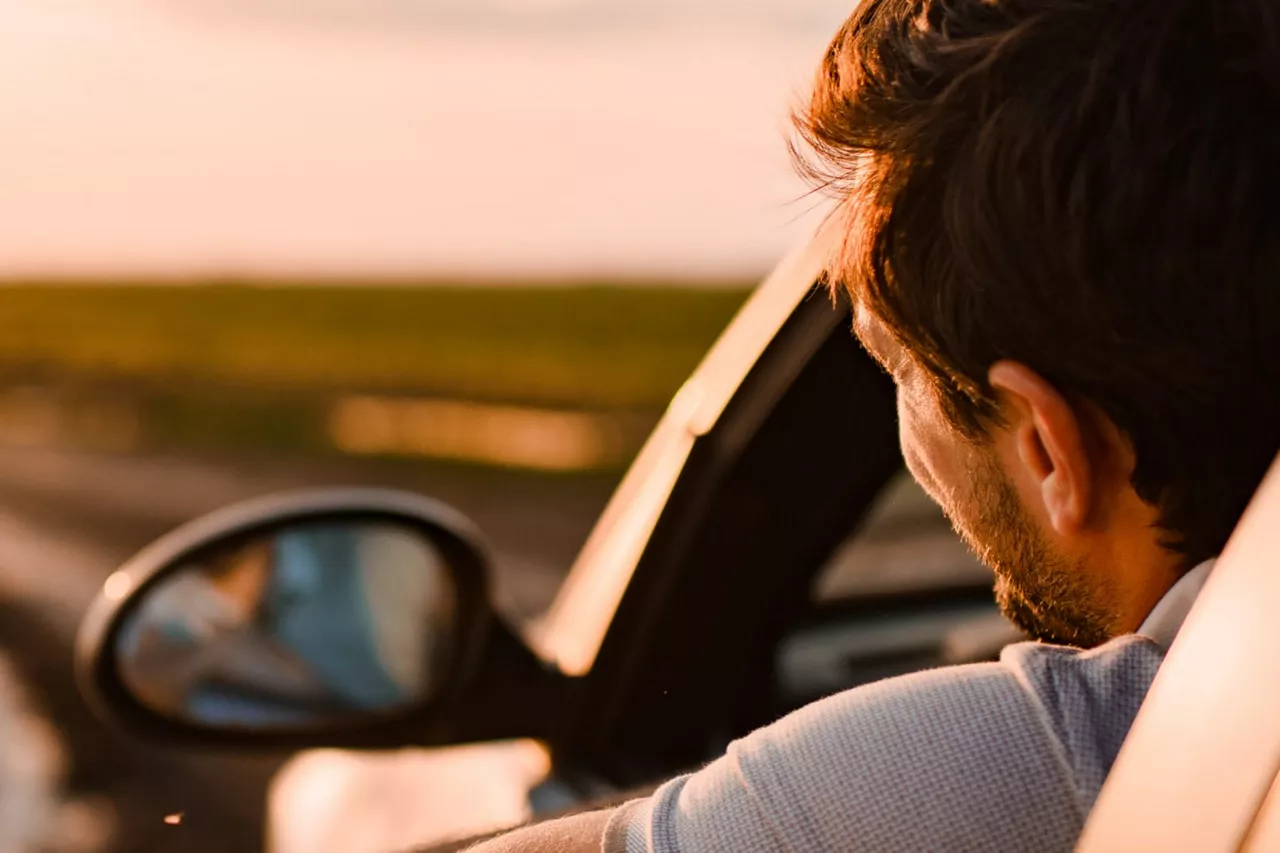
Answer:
[330,396,624,472]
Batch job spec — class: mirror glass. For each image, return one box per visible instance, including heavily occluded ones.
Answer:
[115,520,458,729]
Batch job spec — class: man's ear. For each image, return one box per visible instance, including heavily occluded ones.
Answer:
[987,360,1096,536]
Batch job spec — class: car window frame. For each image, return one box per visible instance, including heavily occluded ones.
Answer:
[535,258,911,786]
[531,225,841,676]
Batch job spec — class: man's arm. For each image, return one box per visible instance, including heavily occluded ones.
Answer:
[462,809,614,853]
[436,643,1130,852]
[416,782,666,853]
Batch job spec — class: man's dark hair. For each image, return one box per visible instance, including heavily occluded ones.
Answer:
[795,0,1280,567]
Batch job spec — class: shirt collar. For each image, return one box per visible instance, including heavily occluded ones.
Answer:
[1136,558,1215,649]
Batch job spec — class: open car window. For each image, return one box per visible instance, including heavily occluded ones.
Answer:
[775,471,1019,711]
[815,471,991,600]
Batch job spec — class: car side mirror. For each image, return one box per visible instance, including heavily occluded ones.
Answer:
[75,489,500,748]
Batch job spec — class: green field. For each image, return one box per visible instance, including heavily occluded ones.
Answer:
[0,285,753,468]
[0,285,751,409]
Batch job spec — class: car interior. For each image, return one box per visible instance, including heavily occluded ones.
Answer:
[777,470,1018,713]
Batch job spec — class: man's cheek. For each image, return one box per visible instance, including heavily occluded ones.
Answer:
[899,422,944,507]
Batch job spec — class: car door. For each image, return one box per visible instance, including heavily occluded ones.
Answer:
[257,224,1014,851]
[519,226,1009,795]
[266,230,867,850]
[266,229,871,850]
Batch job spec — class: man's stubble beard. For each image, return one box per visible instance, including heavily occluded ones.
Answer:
[946,453,1118,648]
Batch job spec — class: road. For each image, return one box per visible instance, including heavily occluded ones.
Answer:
[0,445,614,853]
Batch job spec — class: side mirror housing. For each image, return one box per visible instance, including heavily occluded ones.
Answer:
[76,488,568,751]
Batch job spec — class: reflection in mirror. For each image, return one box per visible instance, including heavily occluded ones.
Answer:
[115,521,457,730]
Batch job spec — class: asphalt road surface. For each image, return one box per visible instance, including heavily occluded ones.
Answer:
[0,445,615,853]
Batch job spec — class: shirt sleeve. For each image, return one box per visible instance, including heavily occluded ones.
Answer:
[602,651,1091,853]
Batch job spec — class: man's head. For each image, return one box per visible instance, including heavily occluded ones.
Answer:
[798,0,1280,645]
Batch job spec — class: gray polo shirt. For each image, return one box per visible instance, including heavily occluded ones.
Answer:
[602,563,1213,852]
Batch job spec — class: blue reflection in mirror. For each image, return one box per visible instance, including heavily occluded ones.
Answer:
[116,521,457,729]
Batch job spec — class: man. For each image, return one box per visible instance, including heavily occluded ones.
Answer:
[469,0,1280,848]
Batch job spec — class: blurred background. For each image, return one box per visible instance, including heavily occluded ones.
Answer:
[0,1,849,850]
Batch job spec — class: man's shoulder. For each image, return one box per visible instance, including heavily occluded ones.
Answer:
[998,635,1166,801]
[748,634,1165,789]
[608,636,1165,853]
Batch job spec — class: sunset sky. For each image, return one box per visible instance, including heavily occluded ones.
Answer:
[0,1,846,280]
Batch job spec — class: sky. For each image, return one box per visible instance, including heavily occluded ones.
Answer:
[0,0,850,281]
